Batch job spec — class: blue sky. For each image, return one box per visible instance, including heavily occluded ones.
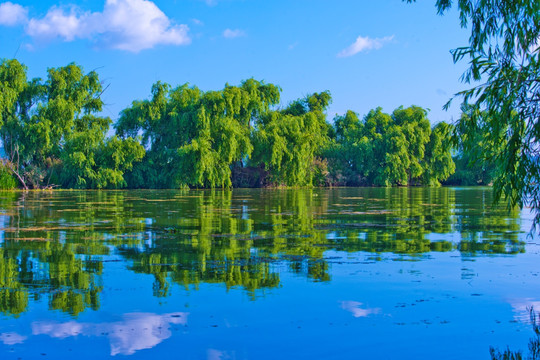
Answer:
[0,0,470,125]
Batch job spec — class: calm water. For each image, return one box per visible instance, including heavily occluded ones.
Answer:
[0,187,538,359]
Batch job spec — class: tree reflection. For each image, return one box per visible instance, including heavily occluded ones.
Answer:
[0,187,526,316]
[490,307,540,360]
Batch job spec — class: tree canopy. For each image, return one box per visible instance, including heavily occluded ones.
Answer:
[116,79,281,188]
[0,59,144,189]
[0,58,461,190]
[406,0,540,227]
[326,106,455,187]
[251,91,332,186]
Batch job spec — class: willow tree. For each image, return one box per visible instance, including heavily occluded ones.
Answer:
[446,107,497,186]
[406,0,540,227]
[0,60,143,189]
[329,106,454,186]
[116,79,280,188]
[392,106,432,183]
[326,110,370,185]
[60,115,145,189]
[251,91,332,186]
[360,107,410,186]
[423,121,455,186]
[0,59,35,188]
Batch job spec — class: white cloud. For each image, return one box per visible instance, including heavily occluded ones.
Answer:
[2,0,190,52]
[97,0,190,51]
[0,2,28,26]
[223,28,245,39]
[26,6,87,42]
[337,35,394,58]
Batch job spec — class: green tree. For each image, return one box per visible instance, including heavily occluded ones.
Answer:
[362,107,413,186]
[0,60,143,189]
[445,108,497,186]
[406,0,540,228]
[0,162,16,189]
[423,121,456,186]
[329,106,454,187]
[392,106,432,183]
[0,59,34,188]
[251,92,332,186]
[326,110,370,185]
[61,127,145,189]
[117,79,280,188]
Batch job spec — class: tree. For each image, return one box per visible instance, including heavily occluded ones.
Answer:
[362,107,421,186]
[0,60,143,189]
[362,107,395,185]
[445,107,497,186]
[326,110,370,185]
[117,79,281,188]
[251,92,332,186]
[328,106,454,187]
[423,121,456,186]
[392,106,432,183]
[406,0,540,228]
[61,125,145,189]
[0,59,34,188]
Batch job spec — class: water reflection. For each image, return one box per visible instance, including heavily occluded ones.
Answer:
[0,188,526,317]
[207,349,235,360]
[340,301,381,318]
[509,299,540,322]
[32,312,188,356]
[0,332,26,345]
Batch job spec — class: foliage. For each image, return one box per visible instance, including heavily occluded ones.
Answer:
[0,58,470,190]
[392,105,432,182]
[326,110,369,186]
[61,130,145,189]
[117,79,280,188]
[327,106,455,186]
[423,121,456,186]
[406,0,540,227]
[0,59,143,189]
[0,161,16,189]
[445,107,497,186]
[250,91,332,186]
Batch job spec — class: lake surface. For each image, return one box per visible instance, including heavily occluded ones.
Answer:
[0,187,538,359]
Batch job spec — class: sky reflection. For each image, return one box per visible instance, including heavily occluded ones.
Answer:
[31,312,188,356]
[0,332,27,345]
[509,299,540,322]
[340,301,381,318]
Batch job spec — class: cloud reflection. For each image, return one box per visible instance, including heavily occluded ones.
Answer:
[32,312,188,356]
[0,332,27,345]
[509,298,540,322]
[207,349,235,360]
[340,301,381,318]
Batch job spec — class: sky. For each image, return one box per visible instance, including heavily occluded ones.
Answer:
[0,0,471,125]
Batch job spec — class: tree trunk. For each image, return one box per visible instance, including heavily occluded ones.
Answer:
[10,166,28,190]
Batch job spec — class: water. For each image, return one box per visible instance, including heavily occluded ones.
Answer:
[0,187,538,359]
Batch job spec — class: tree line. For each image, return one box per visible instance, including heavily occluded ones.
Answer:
[0,58,491,190]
